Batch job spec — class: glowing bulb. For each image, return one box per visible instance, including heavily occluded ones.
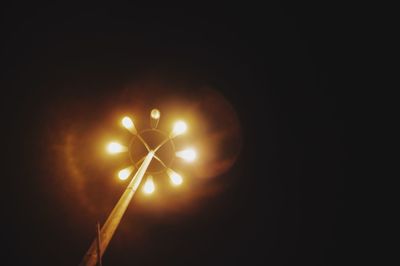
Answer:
[107,142,126,154]
[171,120,187,137]
[121,116,137,134]
[143,176,155,194]
[118,166,133,180]
[122,116,133,128]
[151,109,160,119]
[176,148,196,162]
[150,109,161,129]
[167,169,183,186]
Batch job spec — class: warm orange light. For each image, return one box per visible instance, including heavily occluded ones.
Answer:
[121,116,137,134]
[107,142,127,154]
[151,109,160,119]
[167,169,183,186]
[176,148,196,162]
[170,120,187,137]
[150,109,161,129]
[118,166,133,180]
[143,176,155,194]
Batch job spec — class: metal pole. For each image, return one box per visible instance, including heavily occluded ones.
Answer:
[96,222,102,266]
[80,151,155,266]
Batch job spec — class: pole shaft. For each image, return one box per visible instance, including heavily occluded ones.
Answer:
[80,151,154,266]
[96,222,102,266]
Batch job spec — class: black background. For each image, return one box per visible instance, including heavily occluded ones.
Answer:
[1,3,347,265]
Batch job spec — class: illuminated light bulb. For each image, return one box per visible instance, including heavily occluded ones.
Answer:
[176,148,196,162]
[143,176,155,194]
[167,169,183,186]
[170,120,187,137]
[107,142,127,154]
[150,109,160,119]
[121,116,133,129]
[150,109,161,129]
[121,116,137,134]
[118,166,133,180]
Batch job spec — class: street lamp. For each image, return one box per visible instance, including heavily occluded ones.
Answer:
[80,108,196,266]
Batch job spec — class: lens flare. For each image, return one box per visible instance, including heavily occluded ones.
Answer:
[171,120,187,137]
[176,148,196,162]
[143,176,155,194]
[107,142,127,154]
[167,169,183,186]
[121,116,137,134]
[117,166,133,180]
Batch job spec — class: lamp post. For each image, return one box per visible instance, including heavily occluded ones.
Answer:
[80,109,196,266]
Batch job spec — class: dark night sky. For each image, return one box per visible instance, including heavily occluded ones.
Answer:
[1,3,347,266]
